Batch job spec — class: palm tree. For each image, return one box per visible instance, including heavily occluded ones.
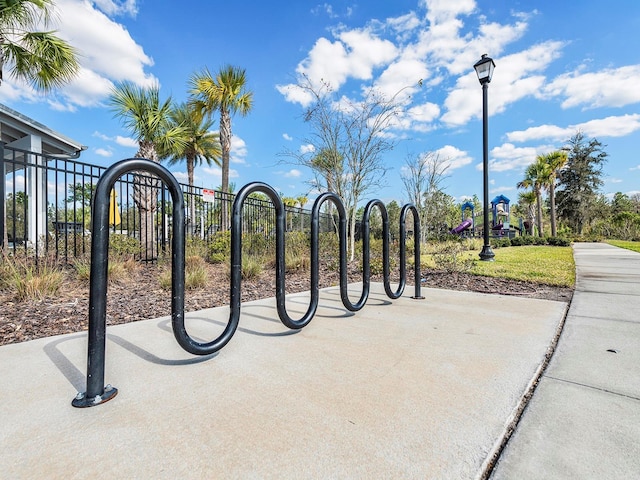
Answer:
[540,150,568,237]
[164,102,222,222]
[189,65,253,195]
[517,158,548,237]
[109,81,186,259]
[297,195,308,231]
[0,0,79,90]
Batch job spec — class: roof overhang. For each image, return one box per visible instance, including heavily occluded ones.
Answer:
[0,103,85,156]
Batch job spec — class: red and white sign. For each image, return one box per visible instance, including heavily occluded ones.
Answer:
[202,188,215,203]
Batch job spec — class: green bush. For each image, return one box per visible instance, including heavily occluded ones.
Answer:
[510,236,524,246]
[532,236,547,245]
[492,238,511,248]
[547,236,571,247]
[109,234,141,257]
[207,231,231,263]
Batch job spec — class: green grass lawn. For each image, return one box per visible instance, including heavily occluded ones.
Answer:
[470,246,575,287]
[606,240,640,253]
[421,244,576,287]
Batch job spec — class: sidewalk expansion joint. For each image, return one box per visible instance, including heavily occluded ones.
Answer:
[544,375,640,402]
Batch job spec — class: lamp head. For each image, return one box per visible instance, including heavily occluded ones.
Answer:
[474,54,495,85]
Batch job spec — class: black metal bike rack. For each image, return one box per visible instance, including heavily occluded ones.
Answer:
[72,158,422,407]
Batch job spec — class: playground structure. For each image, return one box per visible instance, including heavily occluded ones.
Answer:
[450,196,522,239]
[490,195,518,239]
[450,201,475,236]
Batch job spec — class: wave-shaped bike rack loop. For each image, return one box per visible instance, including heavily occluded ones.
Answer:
[72,158,423,407]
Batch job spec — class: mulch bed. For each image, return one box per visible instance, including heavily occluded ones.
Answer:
[0,261,572,346]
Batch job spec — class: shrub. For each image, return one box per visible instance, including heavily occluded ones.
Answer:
[532,236,547,245]
[109,234,141,257]
[547,236,571,247]
[492,238,511,248]
[243,233,273,257]
[510,236,524,246]
[432,241,474,273]
[207,231,231,263]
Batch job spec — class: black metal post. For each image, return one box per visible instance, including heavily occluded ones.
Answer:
[72,158,186,407]
[479,82,495,261]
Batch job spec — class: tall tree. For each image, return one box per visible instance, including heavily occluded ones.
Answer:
[400,151,450,242]
[0,0,78,90]
[556,132,608,234]
[109,81,186,259]
[189,66,253,196]
[281,77,405,260]
[537,150,568,237]
[164,102,222,221]
[517,190,537,235]
[517,158,548,237]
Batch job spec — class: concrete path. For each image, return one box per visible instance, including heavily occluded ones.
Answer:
[491,243,640,479]
[0,282,568,479]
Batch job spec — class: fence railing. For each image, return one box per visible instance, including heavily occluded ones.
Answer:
[1,144,334,261]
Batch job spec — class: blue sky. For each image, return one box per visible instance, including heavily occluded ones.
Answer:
[2,0,640,206]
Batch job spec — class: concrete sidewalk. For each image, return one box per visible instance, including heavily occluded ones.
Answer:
[0,282,568,479]
[492,243,640,479]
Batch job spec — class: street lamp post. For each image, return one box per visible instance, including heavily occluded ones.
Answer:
[474,54,496,261]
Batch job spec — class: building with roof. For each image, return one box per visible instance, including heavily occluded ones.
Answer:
[1,103,86,248]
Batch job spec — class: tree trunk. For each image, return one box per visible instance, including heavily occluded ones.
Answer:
[549,181,557,237]
[349,208,356,262]
[219,108,232,230]
[535,188,544,237]
[133,142,159,260]
[187,157,196,224]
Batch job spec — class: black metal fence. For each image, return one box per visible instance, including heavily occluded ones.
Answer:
[1,144,334,261]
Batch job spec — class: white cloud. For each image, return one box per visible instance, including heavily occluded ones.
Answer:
[300,144,316,154]
[172,171,190,182]
[6,174,25,190]
[631,165,640,171]
[203,167,239,180]
[94,148,112,157]
[285,169,302,178]
[544,65,640,109]
[441,41,565,126]
[483,142,556,172]
[434,145,472,170]
[506,114,640,142]
[230,135,248,164]
[92,0,138,17]
[283,133,293,141]
[608,178,623,183]
[116,136,138,148]
[277,28,398,106]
